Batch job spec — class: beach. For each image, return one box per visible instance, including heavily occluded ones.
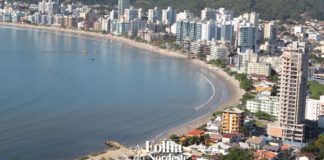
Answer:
[0,22,245,159]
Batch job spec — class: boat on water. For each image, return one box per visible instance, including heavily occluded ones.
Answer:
[82,49,88,54]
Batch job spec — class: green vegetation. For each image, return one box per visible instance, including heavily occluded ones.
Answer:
[13,0,324,20]
[210,59,227,69]
[222,148,254,160]
[255,110,275,121]
[310,53,324,64]
[308,80,324,99]
[169,134,179,142]
[234,73,253,91]
[134,0,324,20]
[268,70,279,83]
[253,120,267,128]
[209,61,253,91]
[240,92,255,105]
[301,134,324,159]
[181,134,210,146]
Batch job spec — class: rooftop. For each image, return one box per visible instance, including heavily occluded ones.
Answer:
[223,107,244,114]
[187,129,205,137]
[222,133,242,138]
[246,136,266,145]
[255,150,277,159]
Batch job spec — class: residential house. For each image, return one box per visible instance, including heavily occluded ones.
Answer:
[221,133,243,143]
[246,136,267,150]
[187,129,205,137]
[254,150,278,160]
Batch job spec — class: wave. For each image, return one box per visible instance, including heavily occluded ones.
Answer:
[152,72,219,141]
[194,73,216,110]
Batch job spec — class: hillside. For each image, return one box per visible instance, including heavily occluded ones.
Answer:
[12,0,324,20]
[132,0,324,20]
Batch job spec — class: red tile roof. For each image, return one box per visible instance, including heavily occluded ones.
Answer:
[187,129,205,137]
[255,150,277,159]
[222,133,242,138]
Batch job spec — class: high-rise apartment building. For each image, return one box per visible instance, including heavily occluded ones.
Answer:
[267,41,309,142]
[207,43,229,61]
[263,21,277,41]
[237,22,257,53]
[305,96,324,121]
[201,20,217,41]
[221,107,244,133]
[176,20,202,42]
[0,0,5,9]
[124,6,138,22]
[148,7,162,23]
[201,8,217,21]
[162,6,176,25]
[220,22,234,43]
[118,0,130,18]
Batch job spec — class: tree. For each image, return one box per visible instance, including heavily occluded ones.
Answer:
[240,79,253,91]
[301,142,317,153]
[201,134,210,145]
[240,93,255,105]
[301,134,324,159]
[210,59,227,68]
[222,148,253,160]
[169,134,179,142]
[315,134,324,159]
[255,111,275,121]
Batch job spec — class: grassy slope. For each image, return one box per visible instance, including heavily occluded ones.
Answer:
[308,80,324,99]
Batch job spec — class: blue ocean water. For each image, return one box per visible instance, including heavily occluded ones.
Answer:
[0,26,228,160]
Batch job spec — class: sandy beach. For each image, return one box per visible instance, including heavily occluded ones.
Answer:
[0,22,245,160]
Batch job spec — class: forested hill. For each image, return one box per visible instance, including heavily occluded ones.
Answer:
[132,0,324,20]
[14,0,324,20]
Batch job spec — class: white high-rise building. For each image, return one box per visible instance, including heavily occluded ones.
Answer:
[118,0,130,18]
[201,8,216,21]
[237,49,259,73]
[138,8,143,19]
[267,41,309,142]
[176,10,194,21]
[148,7,162,23]
[217,8,234,22]
[247,62,272,77]
[109,10,118,20]
[242,12,259,26]
[207,43,229,61]
[38,0,46,13]
[305,96,324,121]
[124,6,138,22]
[38,0,59,14]
[162,6,176,25]
[263,21,277,41]
[201,20,217,41]
[101,18,110,32]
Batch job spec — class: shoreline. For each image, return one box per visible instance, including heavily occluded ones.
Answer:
[0,22,245,159]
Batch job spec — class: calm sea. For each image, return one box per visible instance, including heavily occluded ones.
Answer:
[0,26,229,160]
